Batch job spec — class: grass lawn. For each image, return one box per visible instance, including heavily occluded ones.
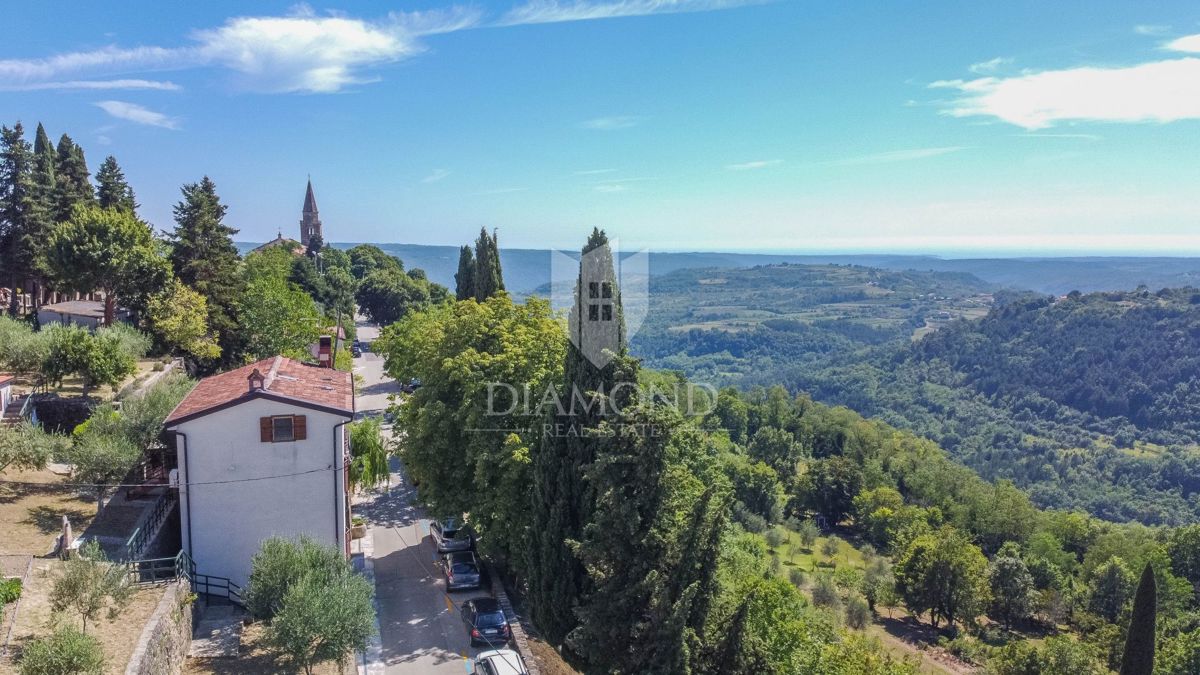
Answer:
[0,468,97,557]
[765,526,868,576]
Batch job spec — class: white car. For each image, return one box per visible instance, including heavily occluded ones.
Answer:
[473,649,528,675]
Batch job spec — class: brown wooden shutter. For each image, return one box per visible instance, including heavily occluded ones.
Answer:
[259,417,272,442]
[292,415,307,440]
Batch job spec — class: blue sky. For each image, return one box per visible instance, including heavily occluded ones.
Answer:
[3,1,1200,254]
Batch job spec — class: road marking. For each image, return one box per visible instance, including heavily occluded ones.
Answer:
[462,653,472,674]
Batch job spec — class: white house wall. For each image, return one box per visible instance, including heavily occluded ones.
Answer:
[173,397,349,589]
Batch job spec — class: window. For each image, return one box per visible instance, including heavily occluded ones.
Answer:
[260,415,307,442]
[272,416,294,442]
[601,282,613,298]
[602,304,613,321]
[588,282,599,299]
[588,304,600,321]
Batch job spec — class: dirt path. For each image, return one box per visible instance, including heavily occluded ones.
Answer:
[868,612,979,675]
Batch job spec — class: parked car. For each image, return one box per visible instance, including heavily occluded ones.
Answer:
[443,551,481,591]
[431,517,474,553]
[461,597,511,647]
[473,649,528,675]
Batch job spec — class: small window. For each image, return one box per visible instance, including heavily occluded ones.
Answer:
[272,416,295,442]
[601,282,613,299]
[602,304,613,321]
[588,304,599,321]
[588,282,599,299]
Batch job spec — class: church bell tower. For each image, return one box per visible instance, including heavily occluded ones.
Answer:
[300,178,323,248]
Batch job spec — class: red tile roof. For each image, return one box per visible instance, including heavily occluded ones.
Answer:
[0,374,13,386]
[164,356,353,427]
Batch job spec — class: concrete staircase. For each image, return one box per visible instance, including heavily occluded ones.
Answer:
[188,600,246,659]
[1,394,28,427]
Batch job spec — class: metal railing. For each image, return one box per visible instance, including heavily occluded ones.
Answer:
[123,491,177,560]
[123,549,244,606]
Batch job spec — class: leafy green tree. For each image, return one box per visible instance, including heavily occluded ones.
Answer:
[1156,628,1200,675]
[989,542,1036,630]
[29,123,56,222]
[145,280,220,360]
[0,315,48,375]
[894,525,990,629]
[68,408,143,508]
[798,519,819,547]
[49,540,133,634]
[44,205,169,324]
[346,244,402,280]
[52,134,93,222]
[167,177,243,355]
[355,268,440,326]
[798,456,863,524]
[473,227,504,301]
[726,456,784,522]
[1166,524,1200,594]
[1118,562,1155,675]
[267,572,375,675]
[1087,556,1135,622]
[93,156,136,213]
[987,636,1106,675]
[748,426,803,477]
[845,593,871,629]
[454,244,475,301]
[18,624,104,675]
[348,417,389,492]
[304,231,324,258]
[0,421,64,474]
[245,536,350,621]
[236,271,321,361]
[41,323,143,394]
[861,555,894,612]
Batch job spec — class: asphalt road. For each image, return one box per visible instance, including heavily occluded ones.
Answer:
[352,320,499,674]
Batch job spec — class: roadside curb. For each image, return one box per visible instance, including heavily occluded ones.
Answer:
[358,525,385,675]
[486,565,541,675]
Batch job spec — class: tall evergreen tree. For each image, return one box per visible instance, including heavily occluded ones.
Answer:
[305,231,324,259]
[95,156,137,214]
[167,177,244,359]
[0,123,39,315]
[454,245,475,301]
[528,228,629,645]
[52,134,93,222]
[473,227,504,301]
[1120,562,1157,675]
[31,123,56,220]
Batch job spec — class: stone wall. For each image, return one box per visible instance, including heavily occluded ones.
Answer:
[125,580,194,675]
[489,571,541,675]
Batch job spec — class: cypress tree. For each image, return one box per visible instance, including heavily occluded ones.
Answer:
[473,227,504,301]
[528,228,629,645]
[454,245,475,301]
[95,156,137,214]
[0,123,37,314]
[1119,562,1157,675]
[52,134,93,222]
[31,123,56,219]
[167,177,244,360]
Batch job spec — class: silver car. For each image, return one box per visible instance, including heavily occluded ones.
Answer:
[443,551,481,591]
[431,517,473,553]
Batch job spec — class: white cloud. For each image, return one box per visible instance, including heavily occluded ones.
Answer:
[94,100,179,129]
[825,147,967,166]
[573,168,617,175]
[934,36,1200,129]
[478,187,529,194]
[726,159,782,170]
[581,115,641,130]
[0,79,181,91]
[0,45,185,84]
[968,57,1012,74]
[594,183,627,192]
[420,168,451,183]
[1166,34,1200,52]
[1135,24,1170,36]
[499,0,766,26]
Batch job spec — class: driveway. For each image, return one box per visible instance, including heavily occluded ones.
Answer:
[352,319,497,674]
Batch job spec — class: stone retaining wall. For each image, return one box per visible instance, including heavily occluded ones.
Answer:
[489,572,541,675]
[125,579,194,675]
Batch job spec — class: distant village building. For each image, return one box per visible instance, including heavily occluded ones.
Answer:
[299,178,323,249]
[250,233,304,256]
[163,346,354,588]
[38,299,130,329]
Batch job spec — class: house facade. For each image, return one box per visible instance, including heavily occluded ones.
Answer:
[163,354,354,588]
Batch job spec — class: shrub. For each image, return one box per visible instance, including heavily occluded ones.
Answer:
[765,528,785,549]
[0,577,21,605]
[769,555,782,576]
[789,568,807,588]
[268,573,376,675]
[19,624,104,675]
[798,520,819,547]
[845,593,871,629]
[49,541,133,633]
[246,536,352,621]
[821,538,840,558]
[812,574,840,608]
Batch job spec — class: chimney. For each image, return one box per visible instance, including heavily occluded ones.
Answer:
[248,368,266,391]
[317,335,333,368]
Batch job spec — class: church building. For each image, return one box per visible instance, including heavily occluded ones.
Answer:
[251,179,325,255]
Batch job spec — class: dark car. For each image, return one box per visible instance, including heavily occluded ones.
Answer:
[431,517,473,553]
[443,551,481,591]
[461,597,511,647]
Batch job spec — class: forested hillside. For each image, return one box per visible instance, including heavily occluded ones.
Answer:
[768,288,1200,525]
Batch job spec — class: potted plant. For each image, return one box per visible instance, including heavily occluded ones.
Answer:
[351,515,367,539]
